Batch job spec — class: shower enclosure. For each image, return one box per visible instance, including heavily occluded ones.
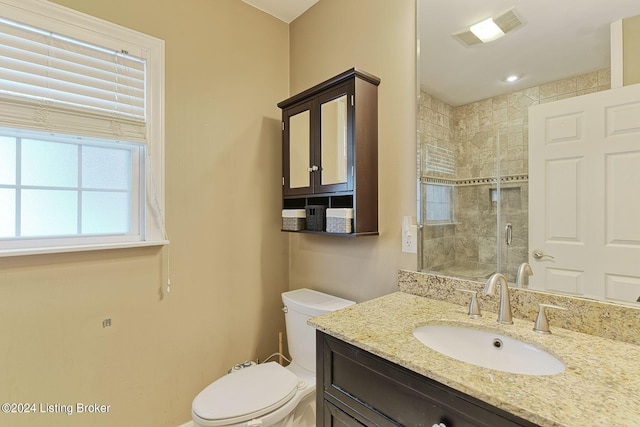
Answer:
[417,91,529,283]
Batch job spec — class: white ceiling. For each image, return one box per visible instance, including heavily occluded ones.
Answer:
[243,0,640,106]
[420,0,640,106]
[241,0,318,23]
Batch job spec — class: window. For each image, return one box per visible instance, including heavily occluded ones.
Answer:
[0,131,143,240]
[0,0,166,255]
[425,184,454,223]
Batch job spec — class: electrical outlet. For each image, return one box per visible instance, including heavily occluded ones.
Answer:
[402,224,418,253]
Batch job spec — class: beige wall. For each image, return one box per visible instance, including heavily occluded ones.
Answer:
[623,14,640,85]
[288,0,417,302]
[0,1,417,425]
[0,1,289,426]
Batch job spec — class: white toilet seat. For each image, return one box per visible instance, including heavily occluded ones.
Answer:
[193,289,353,427]
[192,362,303,427]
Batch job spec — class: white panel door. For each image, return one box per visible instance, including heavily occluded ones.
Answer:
[529,84,640,304]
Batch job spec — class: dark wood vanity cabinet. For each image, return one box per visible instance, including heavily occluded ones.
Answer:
[278,68,380,236]
[317,332,540,427]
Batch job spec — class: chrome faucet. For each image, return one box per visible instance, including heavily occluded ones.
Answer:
[515,263,534,288]
[483,273,513,324]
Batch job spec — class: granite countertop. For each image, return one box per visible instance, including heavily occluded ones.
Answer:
[309,292,640,427]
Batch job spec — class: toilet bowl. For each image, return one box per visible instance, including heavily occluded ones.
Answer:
[191,361,313,427]
[192,289,355,427]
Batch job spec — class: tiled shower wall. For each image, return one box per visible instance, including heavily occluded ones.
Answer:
[419,93,456,271]
[419,68,611,281]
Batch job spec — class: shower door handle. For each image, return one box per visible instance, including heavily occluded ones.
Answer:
[505,223,512,246]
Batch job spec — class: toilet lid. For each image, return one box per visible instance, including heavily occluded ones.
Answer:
[192,362,300,425]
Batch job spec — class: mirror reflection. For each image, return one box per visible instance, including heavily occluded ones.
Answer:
[417,0,640,305]
[321,95,348,185]
[289,110,310,189]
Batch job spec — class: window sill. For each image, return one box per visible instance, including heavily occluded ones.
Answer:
[0,240,170,258]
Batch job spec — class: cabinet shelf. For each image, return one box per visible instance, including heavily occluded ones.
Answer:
[280,229,379,237]
[279,68,380,236]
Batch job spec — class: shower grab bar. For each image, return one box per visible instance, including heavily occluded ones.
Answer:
[505,223,512,246]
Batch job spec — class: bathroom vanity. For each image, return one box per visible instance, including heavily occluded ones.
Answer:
[317,331,537,426]
[310,291,640,427]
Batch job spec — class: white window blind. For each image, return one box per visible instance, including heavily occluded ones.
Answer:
[0,0,166,256]
[0,16,147,143]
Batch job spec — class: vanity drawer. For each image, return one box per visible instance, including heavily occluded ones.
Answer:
[317,332,539,427]
[323,400,378,427]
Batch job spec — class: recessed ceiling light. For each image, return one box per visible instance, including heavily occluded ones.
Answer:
[505,75,519,82]
[470,18,505,43]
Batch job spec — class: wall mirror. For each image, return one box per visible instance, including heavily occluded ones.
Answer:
[417,0,640,305]
[289,109,310,189]
[321,94,348,186]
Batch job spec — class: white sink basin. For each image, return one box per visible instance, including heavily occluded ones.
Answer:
[412,324,565,376]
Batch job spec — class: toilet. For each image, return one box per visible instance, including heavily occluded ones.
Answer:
[192,288,355,427]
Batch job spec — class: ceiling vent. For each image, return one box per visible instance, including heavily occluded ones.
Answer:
[453,8,524,46]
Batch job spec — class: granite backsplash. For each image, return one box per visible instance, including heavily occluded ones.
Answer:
[398,269,640,345]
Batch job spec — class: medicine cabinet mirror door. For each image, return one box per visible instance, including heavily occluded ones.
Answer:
[284,101,313,196]
[316,85,353,194]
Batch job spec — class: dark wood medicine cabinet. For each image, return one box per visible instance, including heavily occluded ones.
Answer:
[278,68,380,236]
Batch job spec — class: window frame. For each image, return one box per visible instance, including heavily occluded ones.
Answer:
[0,0,167,257]
[0,128,145,245]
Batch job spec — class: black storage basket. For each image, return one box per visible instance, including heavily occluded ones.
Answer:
[305,205,326,231]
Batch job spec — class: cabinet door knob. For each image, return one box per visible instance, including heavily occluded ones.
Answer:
[431,423,446,427]
[311,165,319,171]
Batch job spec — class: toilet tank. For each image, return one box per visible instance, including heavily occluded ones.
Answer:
[282,288,355,373]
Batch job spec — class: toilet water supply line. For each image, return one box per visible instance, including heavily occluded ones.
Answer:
[260,331,291,365]
[250,351,291,367]
[238,318,290,369]
[227,339,291,373]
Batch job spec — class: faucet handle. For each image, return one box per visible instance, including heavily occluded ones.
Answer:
[456,289,482,319]
[533,303,567,334]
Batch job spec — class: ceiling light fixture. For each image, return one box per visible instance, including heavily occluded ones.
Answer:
[470,18,505,43]
[505,75,519,82]
[453,8,524,47]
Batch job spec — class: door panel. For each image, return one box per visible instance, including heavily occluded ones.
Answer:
[529,84,640,304]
